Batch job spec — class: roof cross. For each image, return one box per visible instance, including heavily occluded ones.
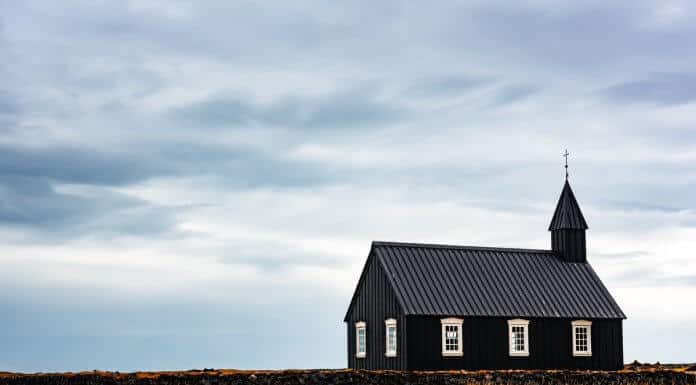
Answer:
[563,149,570,180]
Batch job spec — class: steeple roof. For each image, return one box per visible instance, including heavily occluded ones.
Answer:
[548,180,588,231]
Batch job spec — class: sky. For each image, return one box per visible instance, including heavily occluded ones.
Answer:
[1,0,696,372]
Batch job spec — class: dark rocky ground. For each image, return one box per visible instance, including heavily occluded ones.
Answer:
[1,364,694,385]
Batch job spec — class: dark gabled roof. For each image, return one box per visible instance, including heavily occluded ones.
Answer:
[370,241,625,319]
[549,180,589,230]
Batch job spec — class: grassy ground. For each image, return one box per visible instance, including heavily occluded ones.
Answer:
[1,363,694,378]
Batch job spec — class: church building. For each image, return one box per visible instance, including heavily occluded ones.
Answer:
[344,177,625,370]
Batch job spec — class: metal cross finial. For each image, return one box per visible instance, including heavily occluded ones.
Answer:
[563,149,570,180]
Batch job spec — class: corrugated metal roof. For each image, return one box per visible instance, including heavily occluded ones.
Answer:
[374,241,625,319]
[549,180,589,230]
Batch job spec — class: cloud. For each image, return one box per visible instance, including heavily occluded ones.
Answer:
[0,91,19,133]
[404,75,493,98]
[0,140,341,241]
[594,250,652,259]
[0,174,178,240]
[0,144,162,186]
[0,91,18,116]
[604,73,696,105]
[0,91,19,131]
[221,252,346,271]
[608,262,696,289]
[603,200,685,213]
[172,88,406,130]
[0,139,339,190]
[489,84,540,106]
[669,274,696,286]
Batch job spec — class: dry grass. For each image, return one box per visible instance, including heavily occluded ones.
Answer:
[0,364,694,379]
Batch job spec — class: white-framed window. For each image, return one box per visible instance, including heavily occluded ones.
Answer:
[355,321,366,358]
[507,319,530,357]
[572,320,592,357]
[385,318,397,357]
[440,317,463,356]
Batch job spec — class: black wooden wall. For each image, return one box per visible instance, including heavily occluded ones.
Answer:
[552,229,587,262]
[345,253,406,370]
[406,316,623,370]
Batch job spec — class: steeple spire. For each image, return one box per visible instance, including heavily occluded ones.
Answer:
[548,180,588,231]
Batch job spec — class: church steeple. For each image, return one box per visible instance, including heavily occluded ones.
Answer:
[549,180,588,262]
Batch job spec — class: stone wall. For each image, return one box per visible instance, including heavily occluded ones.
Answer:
[1,369,695,385]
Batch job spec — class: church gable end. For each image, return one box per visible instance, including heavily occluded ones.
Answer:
[345,249,406,370]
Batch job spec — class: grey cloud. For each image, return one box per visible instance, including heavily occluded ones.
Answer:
[0,91,18,116]
[0,141,339,239]
[0,174,178,239]
[404,75,493,98]
[428,3,696,75]
[609,266,656,286]
[71,68,165,97]
[604,73,696,105]
[6,1,696,86]
[611,266,696,288]
[0,141,335,190]
[0,91,19,133]
[220,251,348,271]
[173,88,406,130]
[151,142,335,188]
[173,97,260,127]
[490,84,539,106]
[11,1,359,68]
[594,250,652,259]
[668,275,696,286]
[604,199,685,213]
[0,116,15,132]
[0,144,163,186]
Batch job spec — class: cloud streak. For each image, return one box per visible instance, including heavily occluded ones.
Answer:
[405,75,494,98]
[604,73,696,105]
[490,84,540,107]
[172,88,407,130]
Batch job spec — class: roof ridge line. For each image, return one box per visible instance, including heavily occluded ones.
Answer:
[371,240,555,254]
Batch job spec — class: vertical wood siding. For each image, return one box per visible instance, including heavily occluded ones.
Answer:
[552,229,587,262]
[406,317,622,370]
[346,253,406,370]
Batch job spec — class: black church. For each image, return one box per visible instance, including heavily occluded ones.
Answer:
[344,177,625,370]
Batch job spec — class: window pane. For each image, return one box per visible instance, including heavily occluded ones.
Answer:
[575,326,588,352]
[511,325,526,352]
[387,325,396,353]
[444,324,459,351]
[357,327,366,354]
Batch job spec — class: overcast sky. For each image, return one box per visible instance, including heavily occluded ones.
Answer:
[2,0,696,372]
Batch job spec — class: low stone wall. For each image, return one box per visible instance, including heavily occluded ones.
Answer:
[1,369,695,385]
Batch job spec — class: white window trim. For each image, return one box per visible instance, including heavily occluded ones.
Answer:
[507,319,530,357]
[572,320,592,357]
[355,321,366,358]
[385,318,397,357]
[441,317,464,357]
